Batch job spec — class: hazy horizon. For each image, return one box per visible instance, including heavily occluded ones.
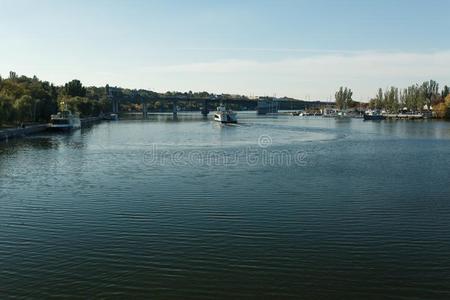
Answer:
[1,0,450,101]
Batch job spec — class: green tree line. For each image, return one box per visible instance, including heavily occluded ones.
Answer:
[368,80,450,117]
[0,73,111,126]
[336,80,450,118]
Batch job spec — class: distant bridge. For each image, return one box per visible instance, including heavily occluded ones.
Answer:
[106,85,323,116]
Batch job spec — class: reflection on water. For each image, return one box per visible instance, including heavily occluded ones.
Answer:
[1,114,450,299]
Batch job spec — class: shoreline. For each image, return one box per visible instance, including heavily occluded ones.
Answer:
[0,124,49,142]
[0,116,103,142]
[1,114,447,143]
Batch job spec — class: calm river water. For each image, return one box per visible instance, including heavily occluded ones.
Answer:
[1,113,450,299]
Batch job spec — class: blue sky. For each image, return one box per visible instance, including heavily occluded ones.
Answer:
[1,0,450,100]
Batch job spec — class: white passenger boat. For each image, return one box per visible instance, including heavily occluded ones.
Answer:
[214,104,237,123]
[50,110,81,130]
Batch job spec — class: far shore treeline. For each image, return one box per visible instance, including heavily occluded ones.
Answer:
[0,72,109,125]
[1,72,450,126]
[336,80,450,118]
[366,80,450,118]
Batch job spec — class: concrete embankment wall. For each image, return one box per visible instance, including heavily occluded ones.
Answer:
[0,117,103,142]
[0,124,49,142]
[81,116,102,126]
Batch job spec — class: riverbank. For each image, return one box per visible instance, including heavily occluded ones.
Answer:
[0,116,103,142]
[81,116,103,126]
[0,124,49,142]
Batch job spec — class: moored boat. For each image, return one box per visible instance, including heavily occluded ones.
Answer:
[291,111,306,116]
[335,111,351,119]
[103,113,119,121]
[363,110,386,121]
[364,110,386,121]
[50,110,81,130]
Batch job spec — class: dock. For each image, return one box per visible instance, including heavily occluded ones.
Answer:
[385,114,424,120]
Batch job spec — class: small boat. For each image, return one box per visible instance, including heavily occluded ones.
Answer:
[103,113,119,121]
[335,111,350,119]
[214,104,237,123]
[364,110,386,121]
[50,110,81,130]
[291,111,305,116]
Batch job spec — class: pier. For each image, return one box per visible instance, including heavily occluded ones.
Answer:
[385,113,424,120]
